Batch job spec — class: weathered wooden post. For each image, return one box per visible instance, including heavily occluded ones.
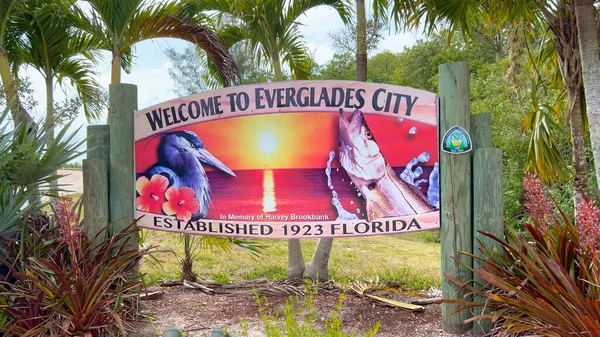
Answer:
[83,158,108,247]
[87,125,110,168]
[471,113,504,336]
[109,83,138,246]
[83,125,110,247]
[439,62,473,334]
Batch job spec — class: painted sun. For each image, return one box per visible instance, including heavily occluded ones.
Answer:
[259,132,277,154]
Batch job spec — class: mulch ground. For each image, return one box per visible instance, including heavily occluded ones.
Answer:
[134,283,475,337]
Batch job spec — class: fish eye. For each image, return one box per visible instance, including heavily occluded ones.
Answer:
[365,130,372,139]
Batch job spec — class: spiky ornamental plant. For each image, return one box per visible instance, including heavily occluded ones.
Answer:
[446,173,600,336]
[1,218,152,337]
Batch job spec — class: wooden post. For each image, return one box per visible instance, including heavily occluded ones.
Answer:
[109,83,138,245]
[83,158,108,248]
[470,113,493,150]
[439,62,473,334]
[84,125,110,248]
[87,125,109,168]
[471,113,504,336]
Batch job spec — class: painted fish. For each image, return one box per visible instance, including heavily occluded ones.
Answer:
[338,108,435,221]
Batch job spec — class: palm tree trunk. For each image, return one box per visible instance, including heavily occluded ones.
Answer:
[273,53,283,81]
[355,0,367,81]
[109,53,122,125]
[45,76,58,205]
[287,238,305,278]
[45,77,55,136]
[306,237,333,282]
[271,51,305,278]
[0,48,35,129]
[111,53,122,84]
[575,0,600,193]
[307,0,369,281]
[568,86,588,212]
[550,12,588,214]
[307,1,371,280]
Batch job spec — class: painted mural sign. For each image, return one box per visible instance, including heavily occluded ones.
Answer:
[134,81,440,238]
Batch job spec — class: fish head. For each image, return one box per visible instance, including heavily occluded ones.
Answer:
[338,109,386,182]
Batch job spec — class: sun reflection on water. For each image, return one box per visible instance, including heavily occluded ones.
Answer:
[263,169,276,212]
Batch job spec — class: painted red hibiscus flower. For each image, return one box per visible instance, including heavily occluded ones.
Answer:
[136,174,169,214]
[162,186,200,221]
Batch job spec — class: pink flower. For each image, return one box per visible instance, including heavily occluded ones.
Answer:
[576,197,600,253]
[522,172,553,224]
[55,196,83,244]
[136,175,169,214]
[162,187,200,221]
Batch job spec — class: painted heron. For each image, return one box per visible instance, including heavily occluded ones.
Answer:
[144,130,235,220]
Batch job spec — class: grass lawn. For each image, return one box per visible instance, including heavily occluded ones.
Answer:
[140,230,442,291]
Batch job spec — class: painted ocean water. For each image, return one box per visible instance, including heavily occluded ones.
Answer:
[205,166,435,222]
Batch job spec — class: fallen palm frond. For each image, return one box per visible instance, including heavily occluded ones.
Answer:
[347,280,425,312]
[181,278,321,297]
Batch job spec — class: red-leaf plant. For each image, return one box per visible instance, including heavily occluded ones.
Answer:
[445,173,600,337]
[1,196,152,336]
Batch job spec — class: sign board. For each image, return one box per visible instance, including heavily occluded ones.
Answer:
[134,81,440,238]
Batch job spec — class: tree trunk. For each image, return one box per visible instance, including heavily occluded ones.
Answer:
[306,0,370,281]
[575,0,600,193]
[272,50,306,278]
[306,2,371,280]
[287,238,305,278]
[45,76,58,205]
[550,10,588,214]
[273,53,283,82]
[306,237,333,282]
[111,53,122,84]
[0,48,35,130]
[355,0,367,81]
[568,86,587,212]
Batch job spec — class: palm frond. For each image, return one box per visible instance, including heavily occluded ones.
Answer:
[280,27,312,79]
[0,107,85,243]
[522,79,568,183]
[123,1,237,86]
[347,279,425,312]
[55,58,104,121]
[286,0,352,25]
[84,0,143,40]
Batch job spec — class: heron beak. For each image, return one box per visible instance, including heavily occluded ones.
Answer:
[197,148,236,177]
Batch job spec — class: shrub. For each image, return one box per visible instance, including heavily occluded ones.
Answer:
[1,196,152,337]
[0,108,83,259]
[446,173,600,336]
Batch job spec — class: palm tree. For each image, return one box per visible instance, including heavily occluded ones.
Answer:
[74,0,237,87]
[183,0,352,82]
[307,0,386,282]
[354,0,387,80]
[391,0,589,212]
[184,0,351,278]
[355,0,367,81]
[574,0,600,192]
[0,0,36,128]
[11,0,103,201]
[14,0,103,135]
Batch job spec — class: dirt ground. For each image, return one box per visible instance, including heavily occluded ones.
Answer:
[134,283,474,337]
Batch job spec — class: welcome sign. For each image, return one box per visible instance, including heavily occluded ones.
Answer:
[134,81,440,238]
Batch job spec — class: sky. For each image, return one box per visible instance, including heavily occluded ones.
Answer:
[18,6,424,161]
